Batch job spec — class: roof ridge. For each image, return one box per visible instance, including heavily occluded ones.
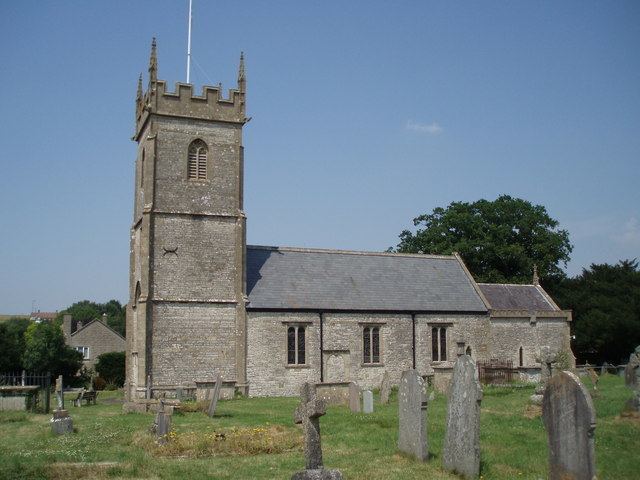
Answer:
[246,244,456,260]
[477,282,536,287]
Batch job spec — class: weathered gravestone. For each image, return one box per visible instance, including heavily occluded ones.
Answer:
[624,346,640,389]
[379,371,391,405]
[51,375,73,435]
[152,399,172,445]
[292,383,343,480]
[542,371,596,480]
[207,372,223,417]
[443,355,482,479]
[348,382,360,413]
[397,369,428,461]
[363,390,373,414]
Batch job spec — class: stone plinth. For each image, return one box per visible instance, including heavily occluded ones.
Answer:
[51,409,73,435]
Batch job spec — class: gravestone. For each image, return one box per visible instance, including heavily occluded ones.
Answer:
[51,375,73,435]
[291,383,343,480]
[538,346,558,383]
[363,390,373,413]
[586,367,599,390]
[542,371,596,480]
[443,355,482,479]
[624,346,640,389]
[153,399,172,445]
[55,375,64,410]
[397,369,428,461]
[207,372,222,417]
[379,371,391,405]
[348,382,361,413]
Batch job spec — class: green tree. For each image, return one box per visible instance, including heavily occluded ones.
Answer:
[22,322,83,377]
[552,260,640,364]
[94,351,125,387]
[0,317,30,371]
[393,195,573,283]
[56,299,126,337]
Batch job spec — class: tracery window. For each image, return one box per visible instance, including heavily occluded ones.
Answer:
[363,326,380,364]
[431,326,448,361]
[287,326,306,365]
[188,139,208,180]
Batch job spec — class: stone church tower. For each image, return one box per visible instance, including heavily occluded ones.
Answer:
[126,39,248,400]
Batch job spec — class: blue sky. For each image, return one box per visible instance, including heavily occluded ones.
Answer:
[1,1,638,314]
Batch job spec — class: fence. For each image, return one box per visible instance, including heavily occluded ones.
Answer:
[478,360,514,385]
[0,371,51,412]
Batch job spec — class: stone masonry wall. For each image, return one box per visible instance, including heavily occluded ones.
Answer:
[151,303,237,388]
[246,312,320,396]
[489,317,569,367]
[153,117,241,216]
[152,215,238,301]
[322,313,413,391]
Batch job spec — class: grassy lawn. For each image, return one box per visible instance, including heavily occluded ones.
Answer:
[0,374,637,479]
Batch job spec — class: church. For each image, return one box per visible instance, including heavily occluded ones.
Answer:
[125,40,572,401]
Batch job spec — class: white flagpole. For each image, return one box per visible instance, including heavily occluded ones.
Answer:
[186,0,193,83]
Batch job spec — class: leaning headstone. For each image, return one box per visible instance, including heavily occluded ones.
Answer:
[207,372,222,417]
[542,371,596,480]
[586,367,599,390]
[348,382,361,413]
[397,369,428,461]
[363,390,373,414]
[443,355,482,479]
[291,383,343,480]
[379,371,391,405]
[51,375,73,435]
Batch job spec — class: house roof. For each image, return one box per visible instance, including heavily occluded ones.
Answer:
[72,318,126,340]
[477,283,558,311]
[246,246,487,312]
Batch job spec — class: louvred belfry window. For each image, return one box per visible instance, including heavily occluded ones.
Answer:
[188,139,208,180]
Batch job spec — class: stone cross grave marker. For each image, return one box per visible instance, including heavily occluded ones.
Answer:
[542,370,596,480]
[363,390,373,413]
[379,371,391,405]
[207,372,222,417]
[51,375,73,435]
[292,383,343,480]
[348,382,361,413]
[443,354,482,479]
[397,369,428,461]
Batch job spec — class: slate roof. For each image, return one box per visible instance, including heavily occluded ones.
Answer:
[246,246,487,312]
[477,283,557,311]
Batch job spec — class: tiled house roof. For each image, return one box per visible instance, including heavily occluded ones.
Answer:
[246,246,487,312]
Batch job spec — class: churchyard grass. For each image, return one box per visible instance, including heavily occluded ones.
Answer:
[0,374,637,480]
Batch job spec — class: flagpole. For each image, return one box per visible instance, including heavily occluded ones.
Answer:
[186,0,193,83]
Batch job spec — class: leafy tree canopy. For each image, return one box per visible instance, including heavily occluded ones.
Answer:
[94,351,126,387]
[0,317,31,372]
[551,259,640,364]
[393,195,573,283]
[56,299,125,337]
[22,321,83,377]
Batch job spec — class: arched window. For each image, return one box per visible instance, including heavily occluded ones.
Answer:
[363,326,380,364]
[140,149,145,187]
[188,139,208,180]
[519,346,524,367]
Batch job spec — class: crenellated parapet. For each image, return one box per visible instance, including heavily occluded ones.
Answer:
[134,39,247,141]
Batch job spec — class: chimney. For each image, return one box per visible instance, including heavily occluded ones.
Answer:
[62,314,72,339]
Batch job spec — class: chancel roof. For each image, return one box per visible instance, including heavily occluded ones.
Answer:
[477,283,558,311]
[246,246,487,312]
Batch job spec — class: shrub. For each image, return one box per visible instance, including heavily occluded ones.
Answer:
[94,351,125,387]
[93,376,107,391]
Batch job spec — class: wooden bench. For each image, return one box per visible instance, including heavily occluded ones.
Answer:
[73,389,97,407]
